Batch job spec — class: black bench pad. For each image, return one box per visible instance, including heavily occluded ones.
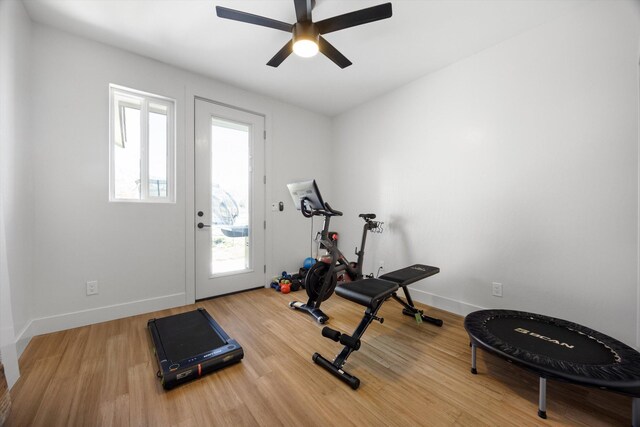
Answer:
[379,264,440,287]
[336,279,399,308]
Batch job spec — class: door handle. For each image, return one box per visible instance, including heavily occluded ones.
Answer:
[197,222,211,229]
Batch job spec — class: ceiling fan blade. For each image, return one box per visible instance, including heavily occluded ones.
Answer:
[294,0,313,22]
[318,36,352,68]
[267,40,294,67]
[316,3,392,35]
[216,6,293,32]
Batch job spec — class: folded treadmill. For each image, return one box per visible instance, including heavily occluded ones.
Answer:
[148,308,244,389]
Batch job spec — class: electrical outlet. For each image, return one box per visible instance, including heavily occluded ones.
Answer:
[492,282,503,297]
[86,280,99,296]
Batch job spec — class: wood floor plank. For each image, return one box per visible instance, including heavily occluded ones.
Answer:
[6,288,632,426]
[6,355,60,426]
[98,393,130,427]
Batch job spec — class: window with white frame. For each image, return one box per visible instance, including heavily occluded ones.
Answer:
[109,85,175,202]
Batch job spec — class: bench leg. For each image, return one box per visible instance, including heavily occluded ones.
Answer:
[633,397,639,427]
[471,343,477,374]
[392,289,443,327]
[538,377,547,419]
[313,300,386,389]
[312,352,360,389]
[332,307,378,368]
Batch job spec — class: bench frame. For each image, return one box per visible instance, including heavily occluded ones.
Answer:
[312,264,442,389]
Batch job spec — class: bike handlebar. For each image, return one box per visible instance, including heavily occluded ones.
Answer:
[300,198,383,233]
[300,198,343,218]
[324,202,343,216]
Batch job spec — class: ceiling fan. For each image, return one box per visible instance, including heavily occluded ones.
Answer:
[216,1,392,68]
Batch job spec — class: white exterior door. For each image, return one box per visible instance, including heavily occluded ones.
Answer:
[195,98,266,299]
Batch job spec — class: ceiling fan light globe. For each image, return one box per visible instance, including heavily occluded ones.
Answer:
[293,39,319,57]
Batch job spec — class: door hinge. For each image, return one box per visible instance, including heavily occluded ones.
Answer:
[263,175,266,184]
[263,130,266,140]
[264,220,266,229]
[264,265,267,273]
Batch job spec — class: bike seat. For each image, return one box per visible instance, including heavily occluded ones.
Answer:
[359,213,376,220]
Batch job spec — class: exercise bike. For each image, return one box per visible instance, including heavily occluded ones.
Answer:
[287,180,382,323]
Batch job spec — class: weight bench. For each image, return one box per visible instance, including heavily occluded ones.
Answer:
[312,264,442,389]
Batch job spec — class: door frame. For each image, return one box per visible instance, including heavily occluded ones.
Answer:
[185,88,273,304]
[194,97,266,298]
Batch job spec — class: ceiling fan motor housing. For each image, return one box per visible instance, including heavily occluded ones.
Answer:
[293,21,319,45]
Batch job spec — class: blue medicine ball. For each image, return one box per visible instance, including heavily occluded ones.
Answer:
[303,257,316,269]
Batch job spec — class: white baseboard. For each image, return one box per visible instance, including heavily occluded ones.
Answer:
[408,287,485,317]
[14,323,31,359]
[0,340,19,389]
[15,336,29,358]
[23,293,187,338]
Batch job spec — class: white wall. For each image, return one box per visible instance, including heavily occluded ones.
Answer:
[26,23,332,336]
[0,0,34,387]
[332,0,640,346]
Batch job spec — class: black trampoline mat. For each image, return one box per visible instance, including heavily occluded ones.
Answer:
[155,310,226,362]
[485,316,616,365]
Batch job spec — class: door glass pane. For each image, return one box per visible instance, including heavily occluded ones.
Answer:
[148,104,168,198]
[210,118,250,275]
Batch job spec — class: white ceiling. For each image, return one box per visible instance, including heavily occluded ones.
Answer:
[23,0,587,116]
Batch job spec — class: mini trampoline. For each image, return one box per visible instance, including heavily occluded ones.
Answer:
[464,309,640,425]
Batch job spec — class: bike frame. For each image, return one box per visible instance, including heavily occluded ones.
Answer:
[291,198,381,323]
[316,212,372,285]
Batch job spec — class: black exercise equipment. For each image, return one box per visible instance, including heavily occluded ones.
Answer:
[313,264,442,389]
[465,309,640,425]
[287,180,382,323]
[148,308,244,390]
[379,264,443,327]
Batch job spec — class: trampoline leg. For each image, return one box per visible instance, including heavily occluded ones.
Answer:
[632,397,639,427]
[471,343,477,374]
[538,377,547,419]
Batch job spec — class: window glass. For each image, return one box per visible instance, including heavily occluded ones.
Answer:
[114,106,141,199]
[148,110,168,198]
[109,86,175,202]
[210,119,250,274]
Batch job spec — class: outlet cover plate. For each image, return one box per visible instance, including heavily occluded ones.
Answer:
[87,280,99,296]
[492,282,503,297]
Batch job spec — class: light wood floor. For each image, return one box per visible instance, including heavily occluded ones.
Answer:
[6,288,631,426]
